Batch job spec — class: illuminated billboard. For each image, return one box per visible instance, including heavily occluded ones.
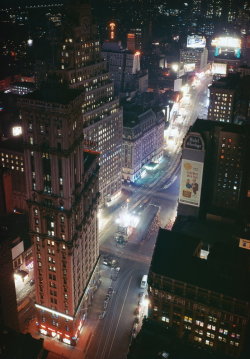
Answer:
[184,63,195,72]
[179,160,203,207]
[174,78,182,92]
[187,35,206,48]
[211,37,241,49]
[212,63,227,75]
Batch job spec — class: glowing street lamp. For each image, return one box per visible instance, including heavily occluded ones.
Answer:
[27,38,33,46]
[181,84,189,94]
[172,63,179,72]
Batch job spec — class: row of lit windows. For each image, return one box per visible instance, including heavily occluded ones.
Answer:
[1,157,23,165]
[36,237,66,250]
[163,314,240,335]
[164,316,241,347]
[213,93,233,98]
[1,153,22,160]
[194,335,240,347]
[1,163,24,171]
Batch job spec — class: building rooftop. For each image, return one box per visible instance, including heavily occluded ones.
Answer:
[172,215,239,244]
[191,118,247,135]
[150,227,250,301]
[209,73,240,90]
[24,86,84,105]
[0,213,29,248]
[238,64,250,69]
[0,328,45,359]
[0,136,24,153]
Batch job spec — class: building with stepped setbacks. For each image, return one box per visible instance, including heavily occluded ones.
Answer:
[17,0,123,345]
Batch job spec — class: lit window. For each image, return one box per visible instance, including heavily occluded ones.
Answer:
[194,336,202,342]
[184,316,192,323]
[161,316,169,322]
[205,340,213,346]
[195,329,203,335]
[196,320,204,327]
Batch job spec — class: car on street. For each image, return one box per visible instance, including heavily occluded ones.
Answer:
[102,255,118,267]
[134,317,139,324]
[132,328,137,338]
[99,311,106,319]
[108,287,114,295]
[134,307,140,315]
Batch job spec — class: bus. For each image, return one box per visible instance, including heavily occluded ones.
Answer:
[140,275,148,289]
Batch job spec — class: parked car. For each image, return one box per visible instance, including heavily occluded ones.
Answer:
[108,287,114,295]
[99,311,106,319]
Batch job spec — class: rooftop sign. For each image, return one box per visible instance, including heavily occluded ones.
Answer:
[184,132,204,151]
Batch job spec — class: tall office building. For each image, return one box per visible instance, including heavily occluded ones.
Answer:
[180,48,208,71]
[54,0,123,204]
[210,127,247,212]
[178,120,250,222]
[101,41,144,95]
[127,28,143,52]
[208,75,239,123]
[18,86,100,345]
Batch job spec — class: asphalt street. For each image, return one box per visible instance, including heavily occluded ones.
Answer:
[84,74,212,359]
[86,259,148,359]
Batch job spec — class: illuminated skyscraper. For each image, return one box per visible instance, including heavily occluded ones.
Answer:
[19,87,100,345]
[178,120,249,221]
[208,75,238,123]
[55,0,123,204]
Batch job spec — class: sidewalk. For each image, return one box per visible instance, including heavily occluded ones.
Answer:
[26,265,113,359]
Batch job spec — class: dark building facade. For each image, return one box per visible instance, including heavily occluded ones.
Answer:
[148,228,250,359]
[0,221,20,332]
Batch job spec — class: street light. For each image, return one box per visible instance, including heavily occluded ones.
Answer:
[172,63,179,72]
[181,84,189,95]
[142,298,149,307]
